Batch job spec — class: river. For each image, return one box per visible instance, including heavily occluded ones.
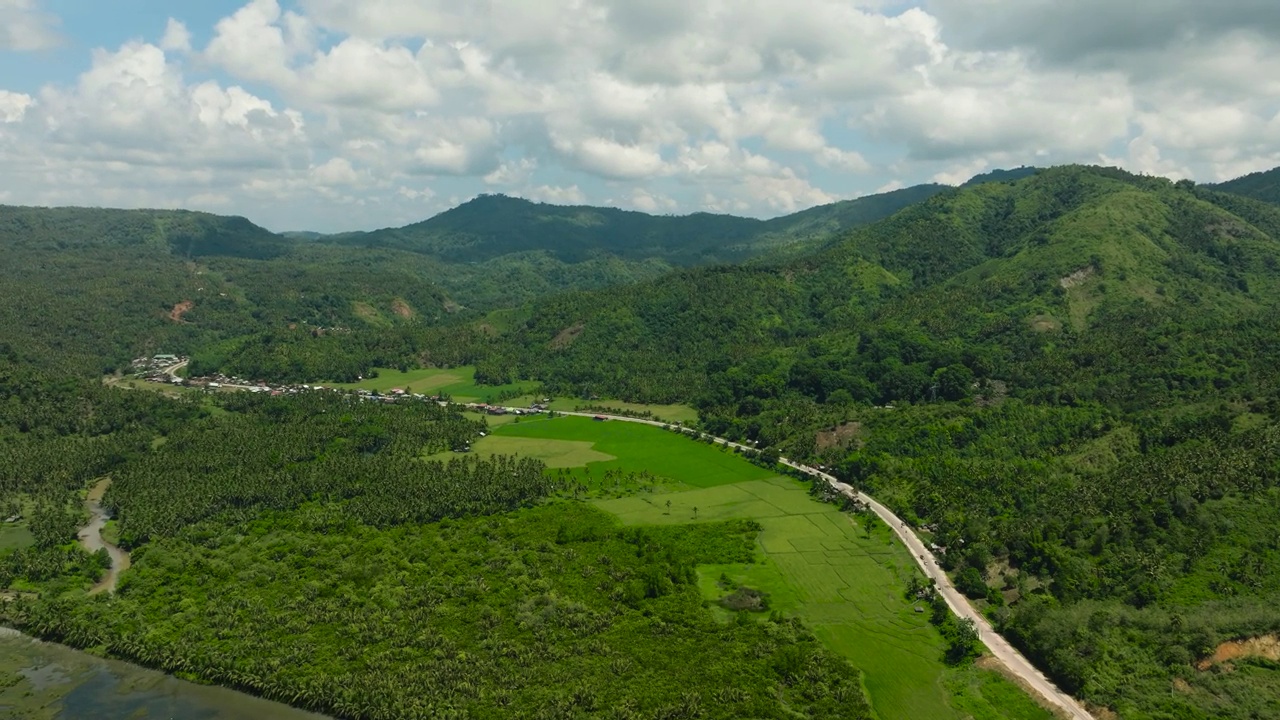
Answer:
[76,479,129,594]
[0,628,329,720]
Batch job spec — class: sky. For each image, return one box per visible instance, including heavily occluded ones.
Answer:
[0,1,1278,232]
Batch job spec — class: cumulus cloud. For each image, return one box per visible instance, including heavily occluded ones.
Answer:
[0,0,60,51]
[160,19,192,53]
[0,0,1277,230]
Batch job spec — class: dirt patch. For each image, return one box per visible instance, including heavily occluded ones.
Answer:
[1059,266,1096,289]
[1196,635,1280,670]
[815,422,862,452]
[168,300,194,323]
[391,298,415,319]
[549,322,585,350]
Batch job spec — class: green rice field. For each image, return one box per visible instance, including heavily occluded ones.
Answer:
[478,415,1052,720]
[493,416,779,489]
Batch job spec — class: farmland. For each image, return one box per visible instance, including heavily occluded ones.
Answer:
[493,416,780,489]
[478,416,1050,719]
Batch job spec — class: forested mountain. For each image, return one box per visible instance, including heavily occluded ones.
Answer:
[0,206,457,376]
[0,182,955,376]
[486,166,1280,404]
[330,185,948,265]
[1210,165,1280,205]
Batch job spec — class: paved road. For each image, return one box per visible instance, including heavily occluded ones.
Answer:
[162,359,189,379]
[535,409,1094,720]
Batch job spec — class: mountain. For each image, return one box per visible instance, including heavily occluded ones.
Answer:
[1208,165,1280,205]
[0,183,963,377]
[330,184,950,266]
[492,165,1280,404]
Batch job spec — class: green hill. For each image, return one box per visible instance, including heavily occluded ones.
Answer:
[1209,165,1280,205]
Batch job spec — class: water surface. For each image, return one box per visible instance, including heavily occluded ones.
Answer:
[0,629,328,720]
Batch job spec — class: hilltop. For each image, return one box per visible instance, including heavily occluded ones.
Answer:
[1209,165,1280,205]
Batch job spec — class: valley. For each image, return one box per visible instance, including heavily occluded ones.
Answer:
[4,164,1280,719]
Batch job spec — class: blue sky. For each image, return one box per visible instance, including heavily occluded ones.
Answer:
[0,0,1276,232]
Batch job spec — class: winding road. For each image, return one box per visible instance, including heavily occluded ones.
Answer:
[77,478,130,594]
[534,409,1094,720]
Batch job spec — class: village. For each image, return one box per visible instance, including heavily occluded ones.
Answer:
[126,354,552,415]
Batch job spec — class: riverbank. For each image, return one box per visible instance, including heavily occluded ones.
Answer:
[0,628,328,719]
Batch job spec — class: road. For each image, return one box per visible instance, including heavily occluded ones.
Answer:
[162,359,188,379]
[535,409,1094,720]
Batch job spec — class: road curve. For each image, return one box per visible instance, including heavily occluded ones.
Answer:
[533,409,1094,720]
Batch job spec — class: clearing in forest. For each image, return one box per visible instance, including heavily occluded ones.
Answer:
[328,366,536,401]
[426,436,615,468]
[597,477,1052,720]
[492,416,778,488]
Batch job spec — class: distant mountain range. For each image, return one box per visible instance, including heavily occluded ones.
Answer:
[1,163,1275,376]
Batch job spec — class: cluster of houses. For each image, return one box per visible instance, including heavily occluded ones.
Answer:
[128,354,190,385]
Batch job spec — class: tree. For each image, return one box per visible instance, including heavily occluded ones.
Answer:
[946,618,980,665]
[933,364,975,402]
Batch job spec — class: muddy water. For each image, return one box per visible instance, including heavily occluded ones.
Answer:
[75,479,130,594]
[0,628,329,719]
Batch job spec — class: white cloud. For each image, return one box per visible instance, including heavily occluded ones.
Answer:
[0,0,59,51]
[160,18,192,53]
[484,158,537,186]
[0,0,1278,231]
[0,90,34,122]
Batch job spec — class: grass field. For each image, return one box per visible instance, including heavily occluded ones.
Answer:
[597,478,1051,720]
[490,416,779,489]
[427,435,617,468]
[0,523,34,552]
[548,398,701,424]
[327,366,536,402]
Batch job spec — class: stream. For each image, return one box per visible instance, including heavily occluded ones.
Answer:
[76,479,129,594]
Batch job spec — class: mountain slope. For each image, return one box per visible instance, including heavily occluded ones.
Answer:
[1209,165,1280,205]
